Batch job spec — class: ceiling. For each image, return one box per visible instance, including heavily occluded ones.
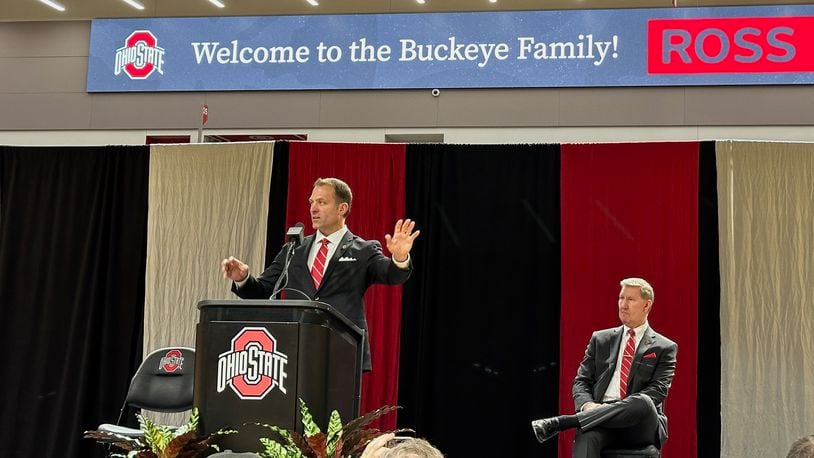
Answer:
[2,0,809,22]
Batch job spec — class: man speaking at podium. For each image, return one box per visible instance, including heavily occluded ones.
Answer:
[221,177,420,372]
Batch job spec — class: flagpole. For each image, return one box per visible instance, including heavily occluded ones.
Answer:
[198,104,208,143]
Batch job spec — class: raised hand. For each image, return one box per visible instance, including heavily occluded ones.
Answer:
[385,219,420,262]
[221,256,249,282]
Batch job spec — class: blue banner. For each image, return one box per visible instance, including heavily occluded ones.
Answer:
[87,5,814,92]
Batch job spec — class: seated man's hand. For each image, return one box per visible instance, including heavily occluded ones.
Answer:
[582,402,603,412]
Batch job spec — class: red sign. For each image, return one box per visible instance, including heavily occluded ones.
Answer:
[648,16,814,74]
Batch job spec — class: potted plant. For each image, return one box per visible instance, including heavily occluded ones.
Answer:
[256,399,410,458]
[84,408,236,458]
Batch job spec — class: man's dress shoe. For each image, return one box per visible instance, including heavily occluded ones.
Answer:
[531,417,559,443]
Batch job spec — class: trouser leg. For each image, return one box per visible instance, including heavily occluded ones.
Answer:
[573,428,612,458]
[575,393,659,446]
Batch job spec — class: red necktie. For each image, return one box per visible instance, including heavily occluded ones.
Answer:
[619,329,636,399]
[310,238,330,290]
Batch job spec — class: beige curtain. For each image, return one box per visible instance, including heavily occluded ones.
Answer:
[717,141,814,457]
[143,142,275,424]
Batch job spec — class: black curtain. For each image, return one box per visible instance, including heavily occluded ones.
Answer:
[0,146,150,458]
[264,140,290,267]
[399,144,561,457]
[697,141,721,457]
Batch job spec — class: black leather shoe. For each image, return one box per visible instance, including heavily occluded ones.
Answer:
[531,417,560,443]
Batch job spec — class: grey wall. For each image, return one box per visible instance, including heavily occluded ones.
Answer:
[2,21,814,132]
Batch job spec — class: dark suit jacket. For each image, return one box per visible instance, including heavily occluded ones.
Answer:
[572,325,677,446]
[232,230,412,371]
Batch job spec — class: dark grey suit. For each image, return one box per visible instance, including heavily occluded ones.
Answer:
[232,230,412,371]
[571,325,677,457]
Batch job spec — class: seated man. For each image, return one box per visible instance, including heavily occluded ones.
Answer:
[532,277,677,458]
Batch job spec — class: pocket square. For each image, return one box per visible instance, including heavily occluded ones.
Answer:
[643,352,657,359]
[338,256,357,262]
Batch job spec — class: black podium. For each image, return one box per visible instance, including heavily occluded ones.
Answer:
[194,299,364,452]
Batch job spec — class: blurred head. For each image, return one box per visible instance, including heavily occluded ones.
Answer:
[787,435,814,458]
[309,178,352,235]
[617,277,654,328]
[383,438,444,458]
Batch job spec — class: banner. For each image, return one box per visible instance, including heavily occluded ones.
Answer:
[87,5,814,92]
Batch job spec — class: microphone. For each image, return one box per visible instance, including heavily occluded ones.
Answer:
[286,222,305,246]
[270,222,311,300]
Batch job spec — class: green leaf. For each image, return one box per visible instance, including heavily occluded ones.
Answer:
[260,438,302,458]
[299,398,321,437]
[175,408,200,436]
[326,410,343,455]
[137,413,173,453]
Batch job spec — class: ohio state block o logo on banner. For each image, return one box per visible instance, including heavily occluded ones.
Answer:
[216,327,289,400]
[114,30,166,80]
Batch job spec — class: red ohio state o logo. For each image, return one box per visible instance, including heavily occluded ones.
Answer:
[216,327,289,400]
[159,349,184,373]
[114,30,166,80]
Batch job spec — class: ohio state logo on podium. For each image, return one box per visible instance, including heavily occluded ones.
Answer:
[114,30,165,80]
[216,327,289,400]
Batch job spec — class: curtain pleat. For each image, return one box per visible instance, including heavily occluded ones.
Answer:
[144,142,275,424]
[697,141,721,457]
[559,142,699,458]
[717,141,814,457]
[399,143,561,458]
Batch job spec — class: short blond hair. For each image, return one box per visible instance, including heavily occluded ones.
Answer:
[383,438,444,458]
[787,435,814,458]
[620,277,654,301]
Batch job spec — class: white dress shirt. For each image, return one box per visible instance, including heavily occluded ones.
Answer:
[307,226,349,272]
[601,321,649,402]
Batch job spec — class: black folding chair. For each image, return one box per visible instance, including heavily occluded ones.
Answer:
[98,346,195,437]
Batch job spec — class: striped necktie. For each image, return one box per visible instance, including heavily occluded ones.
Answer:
[310,238,330,290]
[619,328,636,399]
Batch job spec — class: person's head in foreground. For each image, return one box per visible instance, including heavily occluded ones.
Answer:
[787,435,814,458]
[361,433,443,458]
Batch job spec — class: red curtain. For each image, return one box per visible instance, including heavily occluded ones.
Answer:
[286,142,407,430]
[558,143,699,457]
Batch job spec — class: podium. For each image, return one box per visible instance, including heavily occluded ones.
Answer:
[194,299,364,452]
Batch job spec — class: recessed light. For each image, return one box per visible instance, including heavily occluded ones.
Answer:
[122,0,145,10]
[416,0,426,4]
[208,0,225,8]
[38,0,66,11]
[306,0,319,5]
[489,0,497,3]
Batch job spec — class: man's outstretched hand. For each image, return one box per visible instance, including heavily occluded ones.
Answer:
[385,219,420,262]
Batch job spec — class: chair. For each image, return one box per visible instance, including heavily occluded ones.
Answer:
[601,445,661,457]
[98,346,196,437]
